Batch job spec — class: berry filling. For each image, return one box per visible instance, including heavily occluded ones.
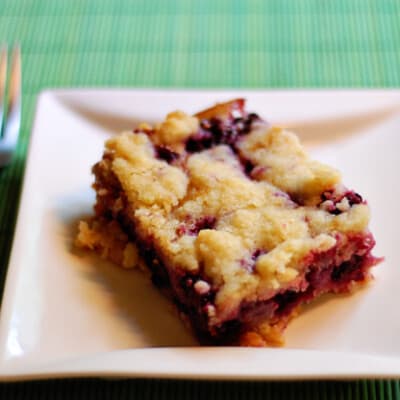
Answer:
[319,189,363,215]
[186,113,261,152]
[176,216,217,236]
[155,145,180,163]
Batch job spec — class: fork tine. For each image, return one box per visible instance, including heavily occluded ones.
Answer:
[0,45,21,166]
[0,44,7,136]
[7,45,21,121]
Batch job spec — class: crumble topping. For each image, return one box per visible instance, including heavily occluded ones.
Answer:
[236,125,341,205]
[155,111,199,146]
[108,132,188,211]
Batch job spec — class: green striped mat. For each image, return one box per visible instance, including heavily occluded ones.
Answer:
[1,379,400,399]
[0,0,399,398]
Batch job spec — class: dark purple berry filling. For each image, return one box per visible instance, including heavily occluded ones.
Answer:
[242,159,255,175]
[345,191,363,206]
[176,216,217,236]
[185,113,261,153]
[320,189,364,215]
[240,249,266,273]
[155,145,180,163]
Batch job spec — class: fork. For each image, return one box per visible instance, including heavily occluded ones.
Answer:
[0,45,21,167]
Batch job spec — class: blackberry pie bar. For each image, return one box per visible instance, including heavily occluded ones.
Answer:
[76,99,381,346]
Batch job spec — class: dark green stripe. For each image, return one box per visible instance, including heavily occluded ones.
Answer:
[2,380,400,400]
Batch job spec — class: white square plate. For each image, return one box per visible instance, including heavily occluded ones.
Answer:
[0,89,399,381]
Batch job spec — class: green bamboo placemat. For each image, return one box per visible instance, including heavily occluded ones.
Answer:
[0,0,399,398]
[0,379,399,399]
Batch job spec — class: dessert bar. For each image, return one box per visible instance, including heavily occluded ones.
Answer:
[76,99,380,346]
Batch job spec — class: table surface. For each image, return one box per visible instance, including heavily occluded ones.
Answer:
[0,0,399,398]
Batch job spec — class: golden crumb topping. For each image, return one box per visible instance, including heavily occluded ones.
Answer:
[155,111,199,147]
[107,132,188,211]
[236,126,341,205]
